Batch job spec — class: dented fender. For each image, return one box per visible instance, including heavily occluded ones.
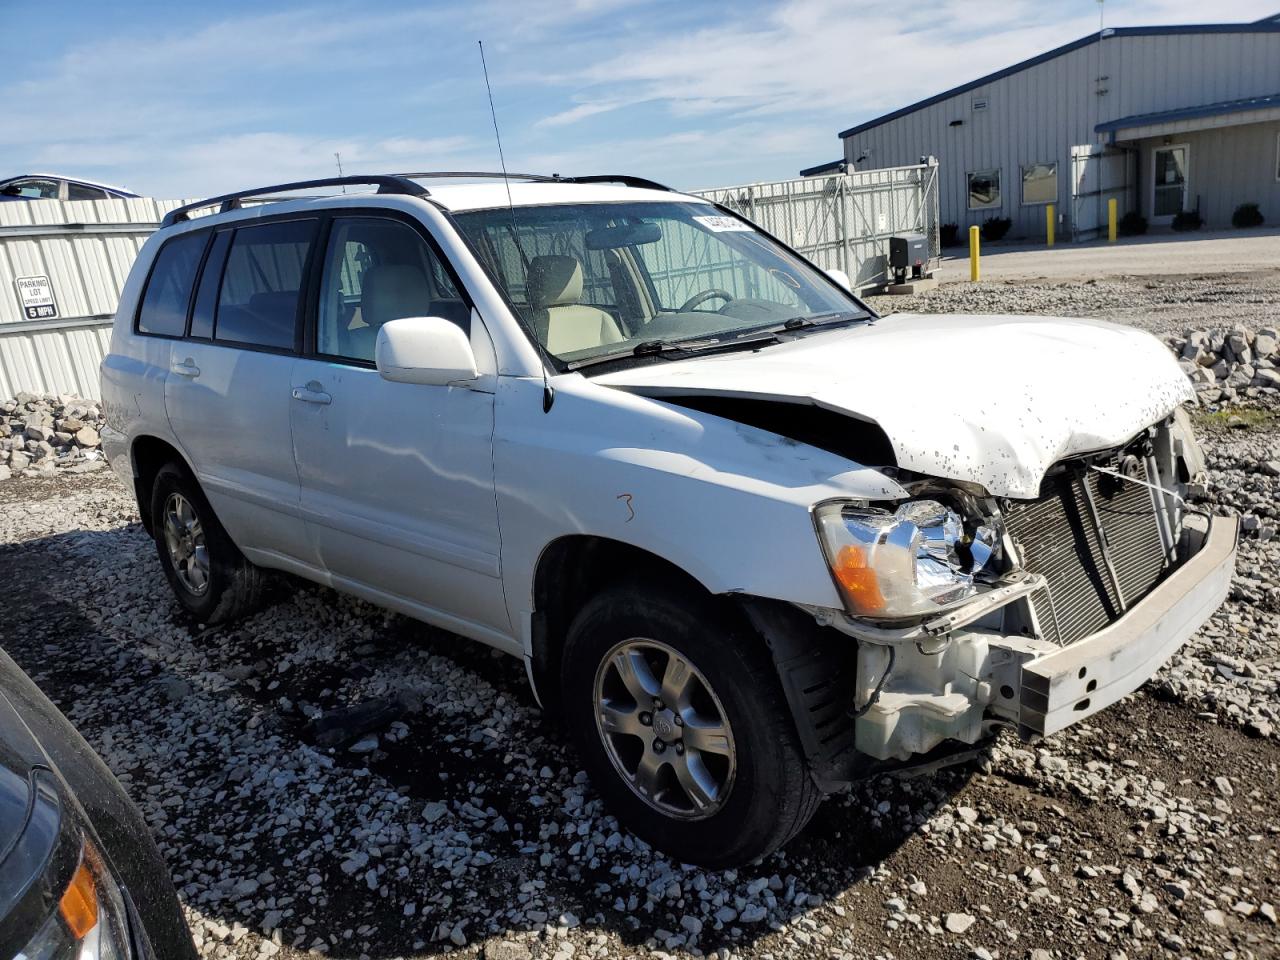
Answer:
[494,373,906,656]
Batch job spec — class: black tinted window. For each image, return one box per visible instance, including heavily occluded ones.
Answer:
[137,231,208,336]
[67,183,108,201]
[215,219,316,350]
[189,230,232,340]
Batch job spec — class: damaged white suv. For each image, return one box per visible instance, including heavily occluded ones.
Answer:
[101,173,1237,868]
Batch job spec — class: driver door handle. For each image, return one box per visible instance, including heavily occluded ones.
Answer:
[171,357,200,378]
[291,381,332,405]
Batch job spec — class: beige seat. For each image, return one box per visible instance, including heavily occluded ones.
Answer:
[342,264,432,361]
[526,255,624,354]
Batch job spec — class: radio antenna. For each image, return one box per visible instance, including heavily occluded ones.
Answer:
[479,39,554,413]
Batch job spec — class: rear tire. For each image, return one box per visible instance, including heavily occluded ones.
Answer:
[561,581,821,868]
[150,463,264,625]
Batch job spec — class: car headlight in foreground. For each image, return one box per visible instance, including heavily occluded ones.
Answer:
[16,837,131,960]
[815,499,994,619]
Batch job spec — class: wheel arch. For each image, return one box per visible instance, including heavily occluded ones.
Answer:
[529,535,721,716]
[129,435,194,535]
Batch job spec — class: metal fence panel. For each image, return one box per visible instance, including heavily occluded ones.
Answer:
[693,161,940,290]
[0,198,189,399]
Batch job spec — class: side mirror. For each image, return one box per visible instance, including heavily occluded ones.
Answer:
[825,268,853,293]
[375,316,479,386]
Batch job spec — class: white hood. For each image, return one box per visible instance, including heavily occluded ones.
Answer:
[594,313,1194,499]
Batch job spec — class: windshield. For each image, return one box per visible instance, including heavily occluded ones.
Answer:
[452,201,867,365]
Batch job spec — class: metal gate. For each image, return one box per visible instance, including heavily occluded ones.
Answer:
[694,160,940,290]
[1070,145,1134,241]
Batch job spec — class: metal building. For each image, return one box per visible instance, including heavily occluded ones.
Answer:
[802,14,1280,241]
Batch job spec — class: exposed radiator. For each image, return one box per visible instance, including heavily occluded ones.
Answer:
[1002,456,1169,646]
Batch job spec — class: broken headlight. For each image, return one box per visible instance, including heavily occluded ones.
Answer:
[814,499,995,619]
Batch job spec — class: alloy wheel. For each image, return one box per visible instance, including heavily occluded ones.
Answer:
[593,638,736,820]
[162,492,210,596]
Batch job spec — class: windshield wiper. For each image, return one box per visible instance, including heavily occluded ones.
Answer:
[632,338,713,357]
[754,310,868,335]
[569,333,781,371]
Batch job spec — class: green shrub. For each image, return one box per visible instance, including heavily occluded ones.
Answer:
[939,223,960,247]
[1118,211,1148,236]
[1172,210,1203,232]
[981,216,1012,242]
[1232,202,1264,228]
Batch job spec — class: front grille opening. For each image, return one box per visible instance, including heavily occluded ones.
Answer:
[1003,451,1169,646]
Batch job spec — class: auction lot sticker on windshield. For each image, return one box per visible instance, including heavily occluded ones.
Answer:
[694,215,754,232]
[16,275,58,320]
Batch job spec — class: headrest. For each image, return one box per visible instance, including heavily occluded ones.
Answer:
[362,264,431,327]
[527,255,583,309]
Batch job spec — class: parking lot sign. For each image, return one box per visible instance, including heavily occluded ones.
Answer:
[15,275,58,320]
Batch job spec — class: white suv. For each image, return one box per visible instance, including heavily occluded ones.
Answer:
[101,173,1236,867]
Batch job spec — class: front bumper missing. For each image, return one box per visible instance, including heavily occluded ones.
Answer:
[1018,514,1238,736]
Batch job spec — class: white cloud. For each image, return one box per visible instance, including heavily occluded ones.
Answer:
[11,0,1280,196]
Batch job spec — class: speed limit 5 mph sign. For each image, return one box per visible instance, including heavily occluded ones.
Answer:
[15,275,59,320]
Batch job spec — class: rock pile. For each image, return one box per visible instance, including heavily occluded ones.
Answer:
[1166,326,1280,405]
[0,392,108,481]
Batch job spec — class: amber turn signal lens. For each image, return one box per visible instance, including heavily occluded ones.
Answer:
[59,862,98,940]
[833,544,885,614]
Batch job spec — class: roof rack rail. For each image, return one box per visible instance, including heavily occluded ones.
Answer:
[556,174,675,192]
[396,171,676,191]
[394,171,559,182]
[160,175,429,228]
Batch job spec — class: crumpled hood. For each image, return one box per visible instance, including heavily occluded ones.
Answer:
[594,312,1194,499]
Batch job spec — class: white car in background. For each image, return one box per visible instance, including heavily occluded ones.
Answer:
[100,173,1236,867]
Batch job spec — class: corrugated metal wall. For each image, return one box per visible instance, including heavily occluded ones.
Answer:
[0,198,186,399]
[839,30,1280,238]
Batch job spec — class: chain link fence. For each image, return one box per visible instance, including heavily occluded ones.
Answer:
[694,160,940,290]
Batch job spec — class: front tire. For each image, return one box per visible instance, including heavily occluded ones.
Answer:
[561,581,821,868]
[150,463,264,624]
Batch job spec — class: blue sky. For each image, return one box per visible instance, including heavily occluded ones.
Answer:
[7,0,1277,197]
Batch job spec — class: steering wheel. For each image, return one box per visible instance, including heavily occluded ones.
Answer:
[678,288,735,312]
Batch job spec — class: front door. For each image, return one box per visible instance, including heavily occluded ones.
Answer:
[1152,145,1189,222]
[289,213,509,641]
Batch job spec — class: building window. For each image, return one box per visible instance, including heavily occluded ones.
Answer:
[967,169,1001,210]
[1021,163,1058,205]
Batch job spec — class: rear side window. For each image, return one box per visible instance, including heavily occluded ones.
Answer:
[215,219,317,351]
[67,183,108,201]
[136,231,208,337]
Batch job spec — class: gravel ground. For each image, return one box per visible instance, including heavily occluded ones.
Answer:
[2,276,1278,960]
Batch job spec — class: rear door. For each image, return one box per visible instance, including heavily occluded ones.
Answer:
[163,217,319,566]
[289,212,508,640]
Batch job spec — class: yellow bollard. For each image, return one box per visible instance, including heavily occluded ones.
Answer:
[1046,203,1055,247]
[969,225,980,282]
[1108,198,1117,243]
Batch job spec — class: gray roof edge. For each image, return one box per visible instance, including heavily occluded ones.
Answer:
[838,21,1280,140]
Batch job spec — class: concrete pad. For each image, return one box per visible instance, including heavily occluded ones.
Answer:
[884,278,938,295]
[934,227,1280,283]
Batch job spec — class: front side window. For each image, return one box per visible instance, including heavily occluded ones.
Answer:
[136,230,208,337]
[214,219,317,350]
[453,201,862,363]
[1021,163,1057,205]
[316,217,463,363]
[968,169,1001,210]
[3,178,60,199]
